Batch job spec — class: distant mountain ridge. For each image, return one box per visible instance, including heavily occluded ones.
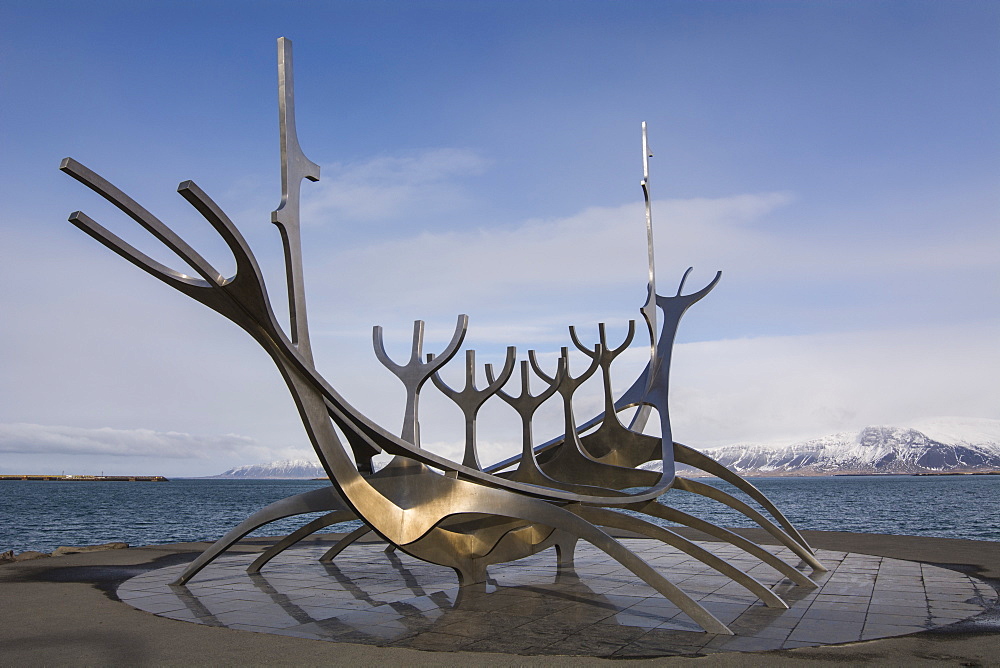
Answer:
[217,419,1000,478]
[650,417,1000,476]
[209,459,325,479]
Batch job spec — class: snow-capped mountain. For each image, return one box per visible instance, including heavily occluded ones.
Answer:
[658,417,1000,476]
[209,459,326,479]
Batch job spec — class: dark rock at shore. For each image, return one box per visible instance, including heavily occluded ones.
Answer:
[1,542,130,565]
[52,542,129,556]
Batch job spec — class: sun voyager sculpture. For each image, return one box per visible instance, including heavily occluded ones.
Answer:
[62,38,824,635]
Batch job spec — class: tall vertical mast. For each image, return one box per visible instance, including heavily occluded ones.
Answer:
[271,37,321,364]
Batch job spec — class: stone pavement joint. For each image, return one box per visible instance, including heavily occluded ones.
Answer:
[117,538,998,657]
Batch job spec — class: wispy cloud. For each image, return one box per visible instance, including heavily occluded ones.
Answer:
[0,423,266,459]
[301,148,490,225]
[305,191,796,322]
[666,323,1000,448]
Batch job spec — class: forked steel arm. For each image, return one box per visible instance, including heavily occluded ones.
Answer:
[530,347,661,490]
[373,317,469,446]
[429,347,517,470]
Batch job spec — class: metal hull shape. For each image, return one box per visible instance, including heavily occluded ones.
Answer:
[62,38,823,635]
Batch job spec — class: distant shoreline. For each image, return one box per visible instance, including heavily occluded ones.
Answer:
[836,471,1000,477]
[0,475,169,482]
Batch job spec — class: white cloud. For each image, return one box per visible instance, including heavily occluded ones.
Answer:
[0,423,269,459]
[667,323,1000,448]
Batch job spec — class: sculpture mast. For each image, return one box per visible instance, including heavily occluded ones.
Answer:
[271,37,321,363]
[630,121,658,431]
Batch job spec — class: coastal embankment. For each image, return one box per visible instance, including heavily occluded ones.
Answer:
[0,475,168,482]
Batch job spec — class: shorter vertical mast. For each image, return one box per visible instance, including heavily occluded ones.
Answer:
[630,122,658,432]
[640,121,658,354]
[272,37,321,364]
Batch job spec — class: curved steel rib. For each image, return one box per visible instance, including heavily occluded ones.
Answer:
[572,506,788,609]
[320,526,375,563]
[623,500,818,587]
[673,477,824,571]
[673,442,815,554]
[174,486,348,585]
[247,510,357,574]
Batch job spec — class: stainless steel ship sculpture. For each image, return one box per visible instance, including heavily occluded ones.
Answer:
[61,38,824,635]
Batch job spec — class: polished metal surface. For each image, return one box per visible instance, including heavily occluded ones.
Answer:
[62,37,824,636]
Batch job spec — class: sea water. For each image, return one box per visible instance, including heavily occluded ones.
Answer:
[2,475,998,554]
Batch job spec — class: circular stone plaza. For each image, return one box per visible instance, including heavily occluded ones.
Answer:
[3,528,997,665]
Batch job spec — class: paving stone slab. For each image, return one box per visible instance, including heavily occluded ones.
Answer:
[117,538,997,657]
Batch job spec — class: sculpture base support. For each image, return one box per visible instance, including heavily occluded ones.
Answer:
[125,536,997,656]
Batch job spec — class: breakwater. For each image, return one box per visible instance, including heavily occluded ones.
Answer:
[0,475,168,482]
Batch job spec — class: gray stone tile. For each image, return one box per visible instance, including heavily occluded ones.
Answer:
[538,627,648,657]
[782,639,823,649]
[868,612,931,627]
[703,634,788,652]
[729,622,792,641]
[432,612,528,639]
[801,607,868,623]
[387,630,475,651]
[808,602,870,615]
[868,603,929,616]
[787,619,864,644]
[115,538,992,657]
[861,623,925,639]
[604,611,670,628]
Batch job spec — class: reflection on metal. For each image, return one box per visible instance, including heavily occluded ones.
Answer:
[62,38,824,635]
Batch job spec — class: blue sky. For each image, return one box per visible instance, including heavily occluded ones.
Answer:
[1,1,997,476]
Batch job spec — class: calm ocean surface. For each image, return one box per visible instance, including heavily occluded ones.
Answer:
[3,476,998,554]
